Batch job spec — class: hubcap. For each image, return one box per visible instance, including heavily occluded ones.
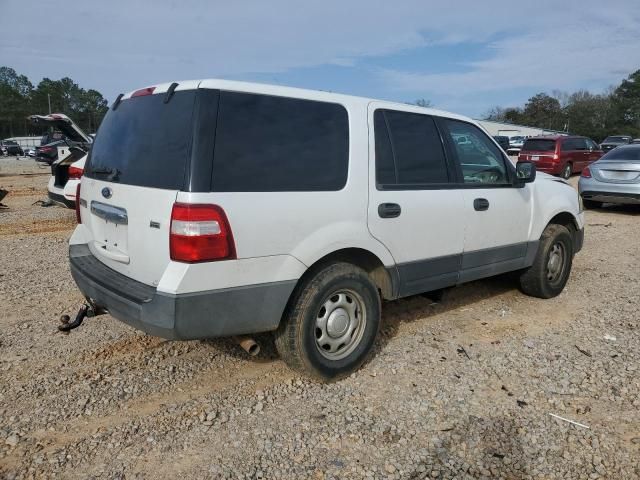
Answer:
[315,290,367,360]
[547,242,565,283]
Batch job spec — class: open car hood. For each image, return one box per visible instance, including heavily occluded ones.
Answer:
[28,114,92,144]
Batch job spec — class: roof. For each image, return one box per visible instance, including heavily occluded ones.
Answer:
[120,78,475,124]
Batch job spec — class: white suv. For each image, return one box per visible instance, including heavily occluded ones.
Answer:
[69,80,584,380]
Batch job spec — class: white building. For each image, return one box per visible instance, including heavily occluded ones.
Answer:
[4,136,42,149]
[477,120,568,138]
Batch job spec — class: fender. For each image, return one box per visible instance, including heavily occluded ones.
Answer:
[289,219,396,268]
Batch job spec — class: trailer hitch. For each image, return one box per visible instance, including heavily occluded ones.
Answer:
[58,303,96,333]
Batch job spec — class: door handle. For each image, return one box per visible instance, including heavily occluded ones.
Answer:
[378,203,401,218]
[473,198,490,211]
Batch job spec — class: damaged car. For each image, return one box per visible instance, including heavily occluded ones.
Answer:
[29,114,93,207]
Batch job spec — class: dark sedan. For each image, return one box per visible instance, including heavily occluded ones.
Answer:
[600,135,632,153]
[493,135,510,152]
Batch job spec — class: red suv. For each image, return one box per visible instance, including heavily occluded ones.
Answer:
[518,136,603,179]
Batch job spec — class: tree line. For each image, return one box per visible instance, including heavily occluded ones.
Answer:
[0,66,109,139]
[483,69,640,142]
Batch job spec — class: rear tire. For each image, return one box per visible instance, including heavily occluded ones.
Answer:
[582,199,602,209]
[561,163,572,179]
[274,262,381,381]
[518,224,574,299]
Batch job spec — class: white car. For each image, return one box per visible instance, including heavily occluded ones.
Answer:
[48,154,86,207]
[29,114,92,208]
[68,79,584,380]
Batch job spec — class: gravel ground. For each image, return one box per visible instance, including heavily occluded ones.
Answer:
[1,157,639,479]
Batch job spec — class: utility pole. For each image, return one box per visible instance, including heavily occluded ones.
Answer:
[48,94,51,114]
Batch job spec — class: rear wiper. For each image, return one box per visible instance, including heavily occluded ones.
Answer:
[91,167,121,181]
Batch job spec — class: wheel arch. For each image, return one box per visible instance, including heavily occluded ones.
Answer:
[290,247,397,304]
[547,211,579,233]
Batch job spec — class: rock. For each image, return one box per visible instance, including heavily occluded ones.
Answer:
[5,434,19,447]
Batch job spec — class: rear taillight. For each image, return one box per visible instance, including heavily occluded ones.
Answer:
[553,153,559,161]
[68,165,84,179]
[75,183,82,224]
[581,167,592,178]
[40,146,52,152]
[170,203,236,263]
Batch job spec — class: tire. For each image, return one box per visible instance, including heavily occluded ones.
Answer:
[274,262,381,381]
[561,163,572,179]
[518,224,574,299]
[582,199,602,209]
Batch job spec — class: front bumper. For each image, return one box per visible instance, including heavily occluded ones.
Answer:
[69,244,297,340]
[573,227,584,254]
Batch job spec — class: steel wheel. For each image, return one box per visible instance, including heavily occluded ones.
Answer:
[314,289,367,361]
[546,242,566,284]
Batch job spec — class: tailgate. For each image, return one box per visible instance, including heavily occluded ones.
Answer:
[80,86,198,287]
[80,179,178,286]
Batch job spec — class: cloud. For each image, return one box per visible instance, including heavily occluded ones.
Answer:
[377,3,640,97]
[0,0,638,115]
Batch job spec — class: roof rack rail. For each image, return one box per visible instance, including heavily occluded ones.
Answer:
[112,93,124,110]
[164,82,179,104]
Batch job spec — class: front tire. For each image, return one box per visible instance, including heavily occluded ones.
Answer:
[275,262,381,381]
[518,224,574,299]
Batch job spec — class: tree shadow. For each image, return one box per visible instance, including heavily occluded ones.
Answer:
[373,273,519,355]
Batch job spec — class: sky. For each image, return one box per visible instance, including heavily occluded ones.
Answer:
[1,0,639,118]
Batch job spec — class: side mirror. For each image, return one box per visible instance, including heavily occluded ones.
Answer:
[515,161,536,185]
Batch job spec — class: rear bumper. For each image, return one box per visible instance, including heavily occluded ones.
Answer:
[580,191,640,205]
[579,178,640,204]
[69,244,297,340]
[48,190,75,208]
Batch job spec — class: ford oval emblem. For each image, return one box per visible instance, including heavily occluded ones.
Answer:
[101,187,112,199]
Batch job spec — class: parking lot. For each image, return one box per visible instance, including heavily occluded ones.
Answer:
[0,157,638,479]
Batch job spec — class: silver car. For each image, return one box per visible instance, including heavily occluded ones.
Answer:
[579,144,640,208]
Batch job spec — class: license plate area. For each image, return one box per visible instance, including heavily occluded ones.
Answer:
[599,170,638,181]
[531,155,539,161]
[90,201,129,261]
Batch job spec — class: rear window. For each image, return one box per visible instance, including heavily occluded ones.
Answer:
[602,146,640,161]
[211,92,348,192]
[85,90,195,189]
[522,139,556,152]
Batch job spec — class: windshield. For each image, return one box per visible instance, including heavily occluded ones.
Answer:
[601,146,640,161]
[603,136,630,144]
[85,90,195,190]
[522,139,556,152]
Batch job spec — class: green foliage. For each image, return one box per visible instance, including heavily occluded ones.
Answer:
[0,67,109,139]
[484,69,640,142]
[410,98,433,108]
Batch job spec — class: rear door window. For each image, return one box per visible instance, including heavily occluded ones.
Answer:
[211,92,348,192]
[86,90,196,190]
[374,109,450,187]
